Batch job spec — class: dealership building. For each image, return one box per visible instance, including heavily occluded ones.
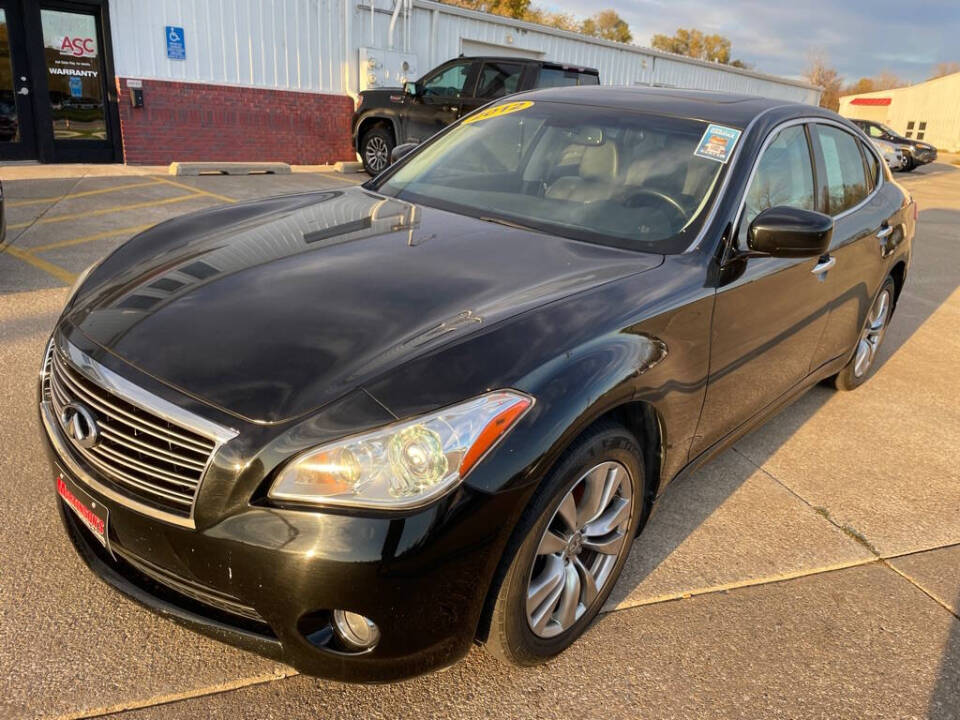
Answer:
[0,0,820,165]
[839,72,960,152]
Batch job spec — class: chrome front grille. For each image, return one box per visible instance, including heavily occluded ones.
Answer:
[44,339,225,521]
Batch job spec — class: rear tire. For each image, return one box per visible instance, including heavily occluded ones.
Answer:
[485,422,645,666]
[833,276,896,391]
[360,125,394,176]
[900,155,915,172]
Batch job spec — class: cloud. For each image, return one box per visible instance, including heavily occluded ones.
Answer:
[542,0,959,83]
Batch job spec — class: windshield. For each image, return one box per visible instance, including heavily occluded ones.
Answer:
[373,101,734,253]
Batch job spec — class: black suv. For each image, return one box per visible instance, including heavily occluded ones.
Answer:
[850,119,937,171]
[352,56,599,174]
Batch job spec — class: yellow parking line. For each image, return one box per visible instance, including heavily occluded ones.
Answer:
[6,193,206,230]
[5,179,164,208]
[28,223,156,253]
[153,175,237,203]
[2,243,76,284]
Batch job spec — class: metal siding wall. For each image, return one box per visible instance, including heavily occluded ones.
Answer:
[108,0,819,104]
[109,0,345,93]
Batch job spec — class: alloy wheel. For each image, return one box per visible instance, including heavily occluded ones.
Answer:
[364,136,389,173]
[525,461,634,638]
[853,288,891,377]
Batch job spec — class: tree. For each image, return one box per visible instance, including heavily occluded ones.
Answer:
[651,28,743,66]
[803,53,842,111]
[440,0,633,42]
[582,10,632,43]
[929,61,960,79]
[871,71,903,90]
[845,77,875,95]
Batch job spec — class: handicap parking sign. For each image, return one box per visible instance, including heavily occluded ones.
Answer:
[165,26,185,60]
[69,76,83,98]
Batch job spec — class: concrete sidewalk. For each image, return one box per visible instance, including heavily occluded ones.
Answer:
[1,162,958,719]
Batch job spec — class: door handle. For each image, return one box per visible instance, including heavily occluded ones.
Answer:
[876,225,893,239]
[811,256,836,274]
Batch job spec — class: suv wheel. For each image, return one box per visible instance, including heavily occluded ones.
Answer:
[485,422,645,665]
[360,126,394,175]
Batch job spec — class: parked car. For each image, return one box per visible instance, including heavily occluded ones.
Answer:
[850,119,937,171]
[870,137,905,171]
[352,56,599,174]
[41,87,914,683]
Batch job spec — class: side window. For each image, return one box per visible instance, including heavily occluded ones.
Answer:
[868,125,884,138]
[739,125,815,242]
[422,62,471,98]
[475,62,524,99]
[861,141,880,188]
[813,125,869,215]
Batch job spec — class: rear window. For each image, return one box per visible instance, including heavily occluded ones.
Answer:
[374,101,733,254]
[537,68,600,88]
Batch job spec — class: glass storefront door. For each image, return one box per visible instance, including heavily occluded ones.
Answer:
[0,1,119,163]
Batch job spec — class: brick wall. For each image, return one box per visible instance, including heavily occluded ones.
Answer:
[116,78,356,165]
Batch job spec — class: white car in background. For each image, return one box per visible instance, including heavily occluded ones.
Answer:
[871,137,905,171]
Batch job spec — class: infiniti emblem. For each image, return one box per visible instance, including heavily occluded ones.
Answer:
[60,402,100,449]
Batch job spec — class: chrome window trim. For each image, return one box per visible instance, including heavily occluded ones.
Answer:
[41,337,238,529]
[727,116,885,252]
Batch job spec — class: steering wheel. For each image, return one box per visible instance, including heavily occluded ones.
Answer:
[619,188,687,225]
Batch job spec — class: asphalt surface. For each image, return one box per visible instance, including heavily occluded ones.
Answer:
[1,162,958,719]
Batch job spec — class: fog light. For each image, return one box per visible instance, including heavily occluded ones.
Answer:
[332,609,380,650]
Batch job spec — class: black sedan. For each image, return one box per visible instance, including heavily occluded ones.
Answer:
[39,87,913,682]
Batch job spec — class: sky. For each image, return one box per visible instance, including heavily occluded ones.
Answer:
[544,0,959,84]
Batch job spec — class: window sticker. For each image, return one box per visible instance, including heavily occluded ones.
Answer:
[462,100,534,125]
[694,124,742,163]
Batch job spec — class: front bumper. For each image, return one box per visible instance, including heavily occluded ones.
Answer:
[40,399,530,682]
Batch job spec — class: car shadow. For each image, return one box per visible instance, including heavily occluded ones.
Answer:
[604,207,960,617]
[898,161,956,177]
[929,587,960,719]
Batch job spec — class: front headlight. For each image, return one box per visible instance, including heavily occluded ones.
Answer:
[269,390,533,510]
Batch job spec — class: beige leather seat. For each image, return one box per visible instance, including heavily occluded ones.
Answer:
[545,142,619,202]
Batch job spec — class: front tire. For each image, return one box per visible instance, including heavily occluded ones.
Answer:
[833,276,895,391]
[485,422,645,666]
[360,125,394,176]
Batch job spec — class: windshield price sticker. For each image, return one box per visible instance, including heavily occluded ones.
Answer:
[463,100,534,125]
[694,124,742,163]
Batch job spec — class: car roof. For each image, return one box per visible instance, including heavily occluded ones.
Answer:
[457,56,599,73]
[508,85,823,128]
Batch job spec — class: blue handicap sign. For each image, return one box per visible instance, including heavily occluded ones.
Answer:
[69,76,83,98]
[165,26,185,60]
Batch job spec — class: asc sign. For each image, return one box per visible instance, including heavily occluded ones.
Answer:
[57,36,96,57]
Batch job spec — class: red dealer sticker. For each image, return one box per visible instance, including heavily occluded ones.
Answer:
[57,473,109,550]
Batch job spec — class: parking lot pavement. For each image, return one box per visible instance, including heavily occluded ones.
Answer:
[1,163,958,719]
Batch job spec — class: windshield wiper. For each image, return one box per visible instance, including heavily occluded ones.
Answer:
[477,215,538,232]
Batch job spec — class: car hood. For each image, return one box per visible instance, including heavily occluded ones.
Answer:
[67,188,662,424]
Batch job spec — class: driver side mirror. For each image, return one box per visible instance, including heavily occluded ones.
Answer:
[404,81,420,97]
[747,206,833,258]
[391,142,418,164]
